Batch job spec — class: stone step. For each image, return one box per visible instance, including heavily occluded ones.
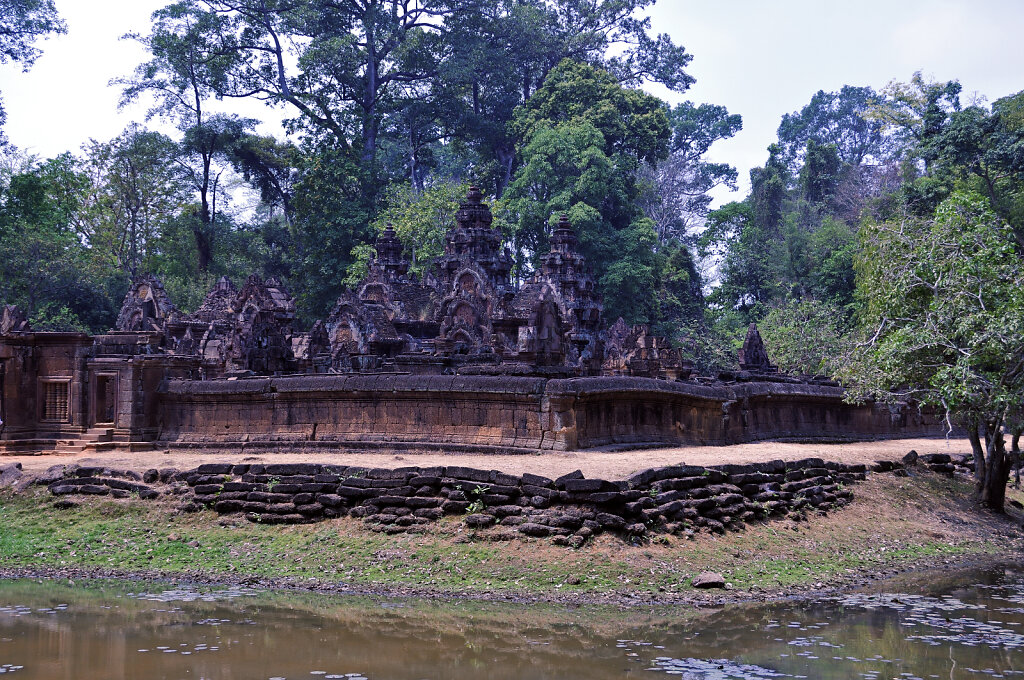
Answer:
[82,428,114,442]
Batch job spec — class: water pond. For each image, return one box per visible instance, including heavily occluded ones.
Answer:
[0,565,1022,679]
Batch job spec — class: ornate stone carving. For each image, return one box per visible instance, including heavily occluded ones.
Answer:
[0,305,30,335]
[115,276,178,332]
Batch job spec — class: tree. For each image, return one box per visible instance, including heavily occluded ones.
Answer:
[0,154,118,331]
[840,191,1024,512]
[654,238,704,332]
[288,142,374,320]
[0,0,65,141]
[119,3,255,270]
[758,298,850,376]
[922,91,1024,241]
[372,178,470,276]
[82,125,187,278]
[798,140,842,205]
[748,144,789,237]
[777,85,890,169]
[864,72,962,165]
[640,102,741,243]
[702,201,784,323]
[501,59,669,323]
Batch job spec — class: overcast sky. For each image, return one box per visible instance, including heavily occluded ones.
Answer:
[1,0,1023,203]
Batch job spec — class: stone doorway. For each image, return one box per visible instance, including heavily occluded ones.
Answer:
[93,374,117,426]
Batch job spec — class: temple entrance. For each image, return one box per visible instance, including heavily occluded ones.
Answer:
[93,374,117,426]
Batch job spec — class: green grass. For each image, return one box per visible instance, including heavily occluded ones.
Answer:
[0,472,1015,599]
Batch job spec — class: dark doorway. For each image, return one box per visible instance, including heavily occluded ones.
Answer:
[94,375,116,425]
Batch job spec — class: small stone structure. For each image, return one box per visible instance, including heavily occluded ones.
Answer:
[0,188,938,454]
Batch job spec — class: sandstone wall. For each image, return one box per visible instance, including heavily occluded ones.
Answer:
[156,374,940,452]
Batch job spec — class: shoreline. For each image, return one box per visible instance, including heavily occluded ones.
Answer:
[0,551,1018,608]
[2,454,1022,609]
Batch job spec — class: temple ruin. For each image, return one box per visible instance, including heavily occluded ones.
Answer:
[0,189,937,455]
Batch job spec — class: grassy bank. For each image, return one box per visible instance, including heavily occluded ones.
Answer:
[1,470,1021,603]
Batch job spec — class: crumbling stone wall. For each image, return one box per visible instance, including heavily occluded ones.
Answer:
[42,458,869,544]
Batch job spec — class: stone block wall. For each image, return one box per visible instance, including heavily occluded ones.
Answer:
[156,375,940,453]
[45,458,870,544]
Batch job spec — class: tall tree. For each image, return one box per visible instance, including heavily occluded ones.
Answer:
[119,3,254,270]
[439,0,692,195]
[0,154,117,331]
[864,72,962,165]
[640,102,741,243]
[82,125,187,279]
[501,59,670,323]
[841,191,1024,512]
[777,86,890,169]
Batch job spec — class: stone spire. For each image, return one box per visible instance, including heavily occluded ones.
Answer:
[372,224,409,280]
[438,186,512,290]
[738,323,778,373]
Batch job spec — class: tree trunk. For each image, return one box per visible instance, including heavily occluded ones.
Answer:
[968,422,985,484]
[197,156,213,272]
[1012,427,1022,489]
[979,420,1011,512]
[495,146,516,199]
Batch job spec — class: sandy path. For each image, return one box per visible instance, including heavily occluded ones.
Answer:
[3,436,969,479]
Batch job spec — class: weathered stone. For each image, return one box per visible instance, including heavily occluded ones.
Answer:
[563,478,616,493]
[464,513,495,528]
[554,470,585,488]
[517,523,550,537]
[521,473,554,488]
[442,500,470,514]
[197,463,233,475]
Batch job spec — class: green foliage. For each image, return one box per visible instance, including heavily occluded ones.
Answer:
[502,59,669,324]
[372,180,471,276]
[653,240,705,333]
[758,298,850,376]
[863,72,962,160]
[342,243,375,290]
[799,140,842,205]
[640,102,741,242]
[0,154,120,332]
[672,316,735,376]
[82,124,187,279]
[844,191,1023,413]
[704,201,784,323]
[28,302,90,333]
[777,85,889,168]
[511,59,670,167]
[841,191,1023,508]
[289,143,373,321]
[806,216,857,309]
[0,0,64,68]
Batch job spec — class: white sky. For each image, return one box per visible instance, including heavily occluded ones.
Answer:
[1,0,1023,204]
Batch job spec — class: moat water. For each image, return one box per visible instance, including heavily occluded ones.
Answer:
[0,566,1022,679]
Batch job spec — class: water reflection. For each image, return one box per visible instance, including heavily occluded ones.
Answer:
[0,566,1021,679]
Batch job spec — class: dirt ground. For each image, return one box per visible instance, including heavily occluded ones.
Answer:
[3,436,970,478]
